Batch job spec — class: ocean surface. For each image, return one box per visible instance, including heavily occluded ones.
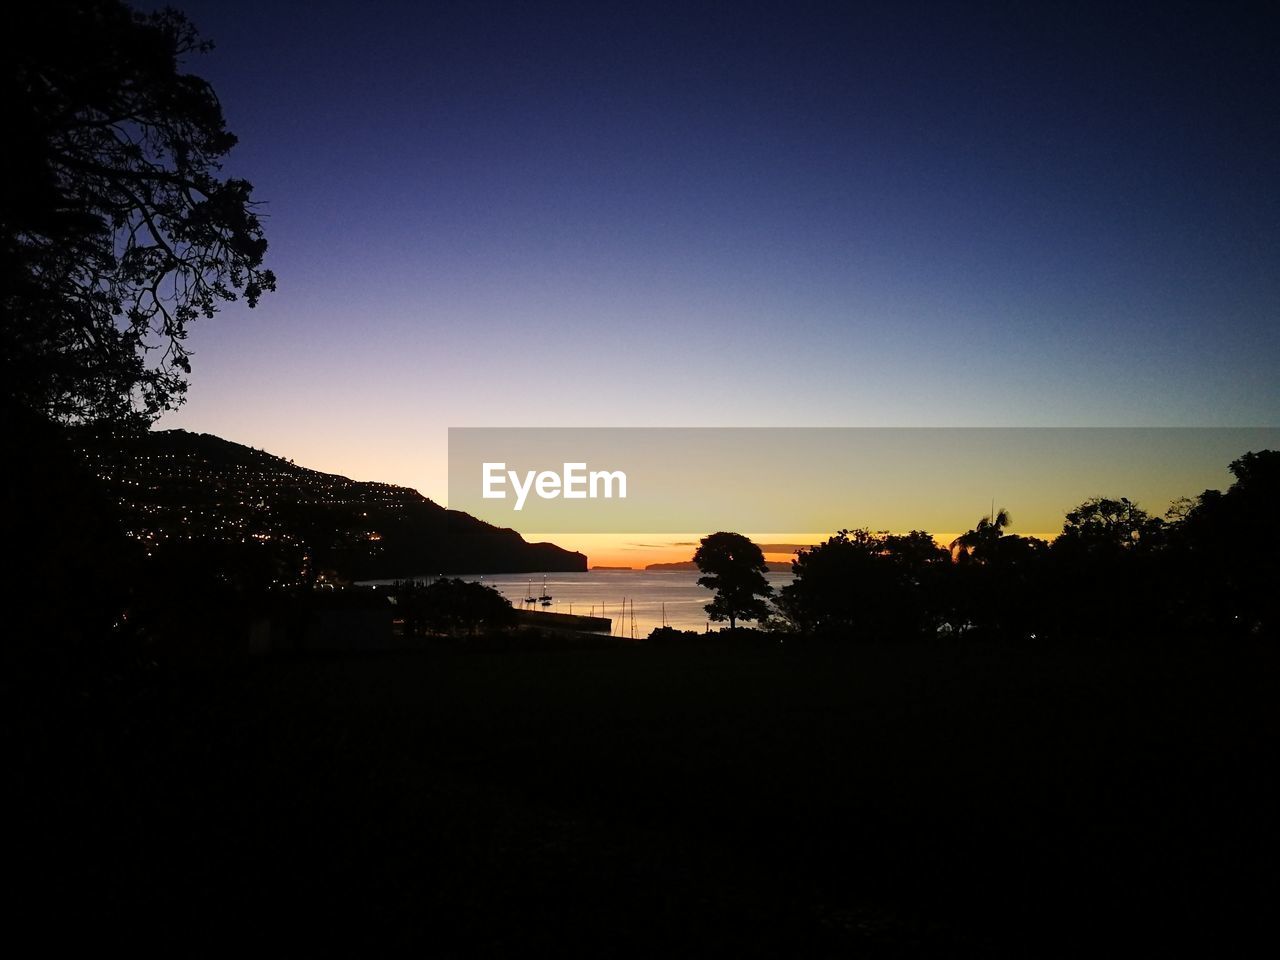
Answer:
[361,569,795,637]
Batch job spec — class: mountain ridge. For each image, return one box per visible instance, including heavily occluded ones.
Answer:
[74,428,587,578]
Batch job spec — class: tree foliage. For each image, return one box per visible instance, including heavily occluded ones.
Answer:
[693,532,774,630]
[1170,451,1280,636]
[949,508,1011,562]
[778,528,949,637]
[1057,497,1163,555]
[400,579,517,638]
[2,0,275,426]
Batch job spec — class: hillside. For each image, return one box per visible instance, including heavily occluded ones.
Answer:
[73,428,586,578]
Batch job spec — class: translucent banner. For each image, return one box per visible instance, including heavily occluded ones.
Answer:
[447,427,1280,534]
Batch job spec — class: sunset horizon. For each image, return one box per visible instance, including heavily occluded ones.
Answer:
[8,1,1279,953]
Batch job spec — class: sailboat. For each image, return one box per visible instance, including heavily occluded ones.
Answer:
[539,574,552,607]
[524,579,537,606]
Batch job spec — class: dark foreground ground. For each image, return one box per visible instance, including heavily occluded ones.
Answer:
[8,636,1279,955]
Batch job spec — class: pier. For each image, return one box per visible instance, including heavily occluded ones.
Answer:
[513,609,612,634]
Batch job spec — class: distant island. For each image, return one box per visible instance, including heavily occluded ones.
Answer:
[591,566,634,571]
[74,428,587,578]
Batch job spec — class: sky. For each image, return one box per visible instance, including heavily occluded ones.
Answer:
[144,0,1280,565]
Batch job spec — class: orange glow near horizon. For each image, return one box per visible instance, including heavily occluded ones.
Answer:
[535,531,1061,570]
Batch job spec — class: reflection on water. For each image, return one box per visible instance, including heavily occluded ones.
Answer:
[361,570,794,637]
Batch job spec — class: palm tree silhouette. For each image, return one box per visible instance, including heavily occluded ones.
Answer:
[950,508,1011,562]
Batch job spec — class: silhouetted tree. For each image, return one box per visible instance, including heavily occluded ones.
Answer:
[883,529,958,632]
[1047,496,1168,639]
[1172,451,1280,637]
[400,579,516,638]
[1056,497,1163,556]
[777,529,949,638]
[881,530,951,573]
[2,0,275,427]
[950,508,1011,563]
[693,532,773,630]
[945,510,1053,639]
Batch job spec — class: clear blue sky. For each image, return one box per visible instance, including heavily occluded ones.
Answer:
[150,0,1280,499]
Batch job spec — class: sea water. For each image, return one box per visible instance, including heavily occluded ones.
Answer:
[360,569,795,637]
